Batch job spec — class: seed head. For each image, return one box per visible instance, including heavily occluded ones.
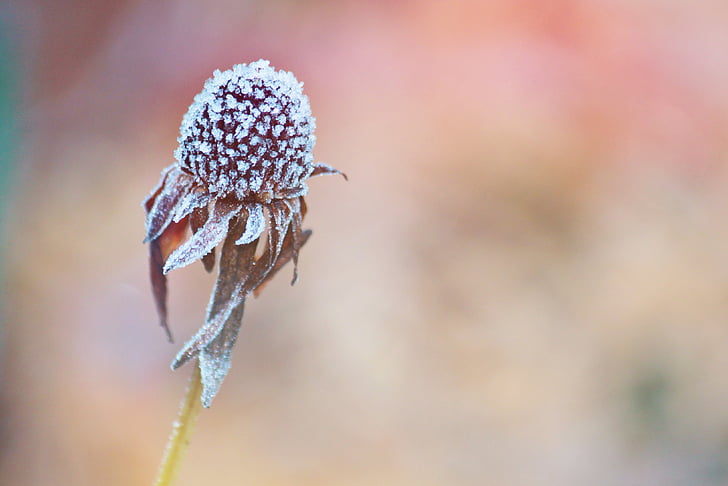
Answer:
[174,60,316,199]
[144,59,344,407]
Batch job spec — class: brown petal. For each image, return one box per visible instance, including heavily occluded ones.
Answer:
[263,200,291,264]
[142,165,174,213]
[254,197,308,296]
[198,298,246,407]
[163,197,243,274]
[171,189,211,224]
[253,229,311,297]
[287,198,305,284]
[245,200,291,292]
[149,217,189,341]
[144,167,193,243]
[235,203,265,245]
[148,239,170,341]
[190,206,215,273]
[310,162,347,180]
[171,214,257,370]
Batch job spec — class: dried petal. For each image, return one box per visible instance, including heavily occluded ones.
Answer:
[170,283,244,369]
[142,165,173,213]
[149,218,189,341]
[144,167,193,243]
[235,203,265,245]
[264,200,292,265]
[198,299,245,407]
[172,188,211,224]
[190,206,215,272]
[245,200,292,291]
[310,162,347,180]
[286,198,305,284]
[253,229,312,297]
[171,216,257,370]
[148,239,170,341]
[163,197,243,274]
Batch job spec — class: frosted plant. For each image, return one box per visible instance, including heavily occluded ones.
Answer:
[142,60,343,407]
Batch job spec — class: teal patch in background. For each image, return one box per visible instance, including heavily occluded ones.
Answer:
[0,12,20,364]
[0,14,19,269]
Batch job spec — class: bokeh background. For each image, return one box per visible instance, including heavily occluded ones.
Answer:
[3,1,728,485]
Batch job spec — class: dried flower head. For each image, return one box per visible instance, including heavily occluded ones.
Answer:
[143,60,343,407]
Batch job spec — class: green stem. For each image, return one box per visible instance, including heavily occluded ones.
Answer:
[154,363,203,486]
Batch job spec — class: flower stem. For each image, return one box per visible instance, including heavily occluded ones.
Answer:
[154,363,203,486]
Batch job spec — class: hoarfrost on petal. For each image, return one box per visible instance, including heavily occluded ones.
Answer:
[171,283,244,369]
[171,217,257,369]
[310,162,347,180]
[172,189,211,223]
[236,204,266,245]
[198,301,244,407]
[144,167,192,243]
[163,198,243,274]
[141,165,174,212]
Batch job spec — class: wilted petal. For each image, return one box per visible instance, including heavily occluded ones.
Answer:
[171,216,257,370]
[144,167,193,243]
[251,197,309,294]
[265,200,292,265]
[172,189,211,223]
[149,240,170,341]
[275,186,308,199]
[287,198,305,284]
[236,203,265,245]
[142,165,174,212]
[310,162,347,180]
[149,218,189,341]
[171,284,244,369]
[198,300,245,407]
[163,197,243,274]
[190,206,215,272]
[244,200,291,291]
[253,229,311,297]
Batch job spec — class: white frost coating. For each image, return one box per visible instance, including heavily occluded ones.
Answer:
[171,190,210,223]
[236,204,266,245]
[163,202,240,274]
[199,349,232,407]
[174,59,317,198]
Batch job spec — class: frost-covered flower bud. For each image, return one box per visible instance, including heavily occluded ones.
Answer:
[174,60,316,200]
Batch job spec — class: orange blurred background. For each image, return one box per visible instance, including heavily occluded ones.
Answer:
[3,1,728,485]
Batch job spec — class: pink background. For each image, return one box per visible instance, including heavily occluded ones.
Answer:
[3,1,728,485]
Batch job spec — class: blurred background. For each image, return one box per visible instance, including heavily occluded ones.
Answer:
[2,0,728,485]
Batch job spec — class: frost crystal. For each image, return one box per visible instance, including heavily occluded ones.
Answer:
[175,60,317,200]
